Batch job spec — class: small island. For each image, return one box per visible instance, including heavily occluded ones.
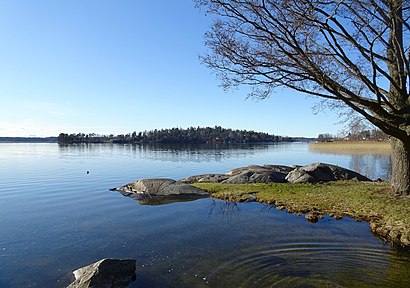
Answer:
[57,126,293,144]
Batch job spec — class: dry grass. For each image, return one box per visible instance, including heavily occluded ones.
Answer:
[309,141,391,155]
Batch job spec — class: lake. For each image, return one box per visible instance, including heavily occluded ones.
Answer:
[0,142,408,287]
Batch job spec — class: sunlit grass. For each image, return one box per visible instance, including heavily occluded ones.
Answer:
[309,141,391,155]
[193,181,409,247]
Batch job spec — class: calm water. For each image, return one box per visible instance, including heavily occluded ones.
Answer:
[0,142,408,287]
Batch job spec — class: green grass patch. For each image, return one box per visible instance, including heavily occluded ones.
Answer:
[193,181,410,247]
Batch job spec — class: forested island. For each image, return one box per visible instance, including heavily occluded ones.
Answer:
[57,126,292,144]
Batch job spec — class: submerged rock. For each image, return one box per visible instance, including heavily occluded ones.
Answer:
[68,258,136,288]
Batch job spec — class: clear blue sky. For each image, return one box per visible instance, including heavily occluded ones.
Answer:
[0,0,343,138]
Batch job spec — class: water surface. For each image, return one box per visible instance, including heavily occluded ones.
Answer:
[0,143,408,287]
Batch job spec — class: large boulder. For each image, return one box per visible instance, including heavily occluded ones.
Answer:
[68,258,136,288]
[326,164,372,181]
[285,163,371,183]
[113,178,209,202]
[285,168,316,183]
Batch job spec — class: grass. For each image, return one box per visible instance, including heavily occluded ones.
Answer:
[193,181,410,248]
[309,141,391,155]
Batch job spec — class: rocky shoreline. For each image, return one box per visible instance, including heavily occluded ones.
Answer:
[180,162,371,184]
[112,162,372,201]
[112,162,409,248]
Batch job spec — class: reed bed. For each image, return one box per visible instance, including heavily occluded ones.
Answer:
[309,141,391,155]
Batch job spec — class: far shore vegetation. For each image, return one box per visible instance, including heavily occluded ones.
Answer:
[193,181,410,248]
[57,126,293,144]
[309,141,391,155]
[311,127,391,154]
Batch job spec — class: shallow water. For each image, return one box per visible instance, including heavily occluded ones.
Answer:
[0,143,408,287]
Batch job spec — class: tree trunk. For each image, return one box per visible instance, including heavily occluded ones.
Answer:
[391,137,410,195]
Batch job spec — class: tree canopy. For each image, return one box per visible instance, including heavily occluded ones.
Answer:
[198,0,410,195]
[198,0,410,136]
[58,126,291,144]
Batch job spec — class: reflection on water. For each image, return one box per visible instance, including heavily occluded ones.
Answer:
[308,145,391,180]
[56,142,392,180]
[350,153,392,180]
[58,142,279,163]
[128,200,409,288]
[0,143,406,288]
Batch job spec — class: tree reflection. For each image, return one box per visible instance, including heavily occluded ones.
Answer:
[208,200,241,219]
[350,154,391,180]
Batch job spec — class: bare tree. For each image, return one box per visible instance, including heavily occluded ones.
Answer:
[197,0,410,195]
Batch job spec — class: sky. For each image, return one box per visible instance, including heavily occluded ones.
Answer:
[0,0,344,138]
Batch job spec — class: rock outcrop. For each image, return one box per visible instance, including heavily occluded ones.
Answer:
[181,163,371,185]
[181,174,229,184]
[68,258,136,288]
[285,163,371,183]
[227,165,294,176]
[113,163,371,205]
[112,178,210,205]
[224,165,290,184]
[181,165,292,184]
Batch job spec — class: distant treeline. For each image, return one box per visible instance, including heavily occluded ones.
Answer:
[58,126,292,144]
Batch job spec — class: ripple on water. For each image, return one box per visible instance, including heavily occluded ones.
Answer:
[204,241,409,288]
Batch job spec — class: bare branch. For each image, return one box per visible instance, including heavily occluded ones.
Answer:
[198,0,410,139]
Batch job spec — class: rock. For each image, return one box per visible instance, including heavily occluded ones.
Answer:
[326,164,371,181]
[180,174,229,184]
[286,163,371,183]
[115,178,209,197]
[285,168,316,183]
[301,163,336,181]
[223,170,287,184]
[262,165,295,174]
[239,194,258,202]
[68,258,136,288]
[227,165,268,175]
[223,165,288,184]
[305,212,322,223]
[160,181,210,196]
[181,165,290,185]
[126,178,176,196]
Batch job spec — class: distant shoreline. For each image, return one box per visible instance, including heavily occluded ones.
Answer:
[0,137,58,143]
[57,127,297,144]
